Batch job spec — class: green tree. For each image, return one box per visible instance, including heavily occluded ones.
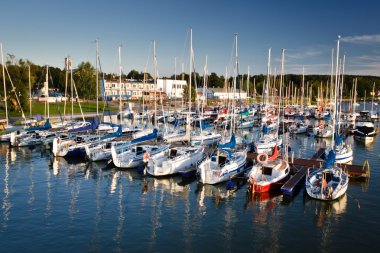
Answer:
[73,62,96,100]
[183,83,196,102]
[208,72,224,88]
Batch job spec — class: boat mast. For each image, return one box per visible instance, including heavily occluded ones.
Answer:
[265,48,271,109]
[174,57,177,113]
[118,45,123,122]
[96,39,99,117]
[277,49,285,142]
[247,66,250,101]
[338,55,345,134]
[70,57,74,118]
[188,28,192,115]
[1,43,8,127]
[301,66,304,113]
[46,65,49,119]
[332,35,341,148]
[232,33,238,135]
[63,57,69,119]
[371,82,375,113]
[330,48,334,110]
[153,40,158,129]
[28,65,32,118]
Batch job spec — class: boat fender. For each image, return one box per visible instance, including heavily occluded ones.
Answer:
[257,153,268,164]
[143,152,150,162]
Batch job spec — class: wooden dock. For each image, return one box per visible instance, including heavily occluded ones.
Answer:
[281,167,308,195]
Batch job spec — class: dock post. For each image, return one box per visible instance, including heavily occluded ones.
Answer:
[291,151,294,163]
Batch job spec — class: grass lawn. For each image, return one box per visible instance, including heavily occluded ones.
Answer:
[4,101,117,118]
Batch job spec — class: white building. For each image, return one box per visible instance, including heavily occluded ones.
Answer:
[103,78,187,100]
[197,88,247,100]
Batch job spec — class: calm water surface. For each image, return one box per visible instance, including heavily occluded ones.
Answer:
[0,118,379,252]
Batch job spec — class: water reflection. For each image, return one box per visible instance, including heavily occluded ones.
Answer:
[1,147,11,231]
[304,194,348,251]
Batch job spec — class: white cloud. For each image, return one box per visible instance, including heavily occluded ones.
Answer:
[341,34,380,44]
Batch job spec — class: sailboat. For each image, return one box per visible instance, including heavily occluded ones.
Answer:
[146,146,204,176]
[306,150,348,200]
[198,34,248,185]
[0,43,13,141]
[247,145,290,192]
[306,36,349,201]
[324,53,353,164]
[247,49,290,193]
[253,48,283,153]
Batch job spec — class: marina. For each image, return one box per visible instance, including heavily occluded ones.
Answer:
[0,116,379,252]
[2,1,380,251]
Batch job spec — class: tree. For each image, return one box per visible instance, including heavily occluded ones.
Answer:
[73,62,96,100]
[208,72,224,88]
[127,69,152,80]
[183,83,196,102]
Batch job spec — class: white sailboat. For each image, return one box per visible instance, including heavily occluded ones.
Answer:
[146,146,204,176]
[198,34,248,185]
[111,144,169,169]
[306,36,349,201]
[248,49,290,193]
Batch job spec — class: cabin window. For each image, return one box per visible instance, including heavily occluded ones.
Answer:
[218,155,228,166]
[169,149,177,158]
[136,146,144,155]
[262,167,273,176]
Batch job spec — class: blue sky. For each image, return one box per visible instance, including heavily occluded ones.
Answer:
[1,0,380,77]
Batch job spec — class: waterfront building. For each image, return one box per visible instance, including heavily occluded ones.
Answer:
[103,78,187,100]
[196,87,247,100]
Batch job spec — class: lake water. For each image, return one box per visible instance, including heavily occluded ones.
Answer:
[0,116,379,252]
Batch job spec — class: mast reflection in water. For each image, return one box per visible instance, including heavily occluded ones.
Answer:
[0,124,379,252]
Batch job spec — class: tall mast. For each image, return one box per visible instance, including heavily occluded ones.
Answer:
[46,65,49,118]
[232,33,238,134]
[301,66,304,111]
[338,55,345,134]
[70,57,74,118]
[247,66,250,99]
[188,28,192,114]
[96,39,99,116]
[181,62,184,111]
[64,57,69,119]
[28,64,32,118]
[277,48,285,141]
[330,48,334,108]
[332,35,341,147]
[174,57,177,112]
[153,40,158,128]
[118,45,123,122]
[1,43,8,126]
[371,82,375,113]
[265,48,271,108]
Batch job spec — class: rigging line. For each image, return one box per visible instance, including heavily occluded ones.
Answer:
[4,64,26,120]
